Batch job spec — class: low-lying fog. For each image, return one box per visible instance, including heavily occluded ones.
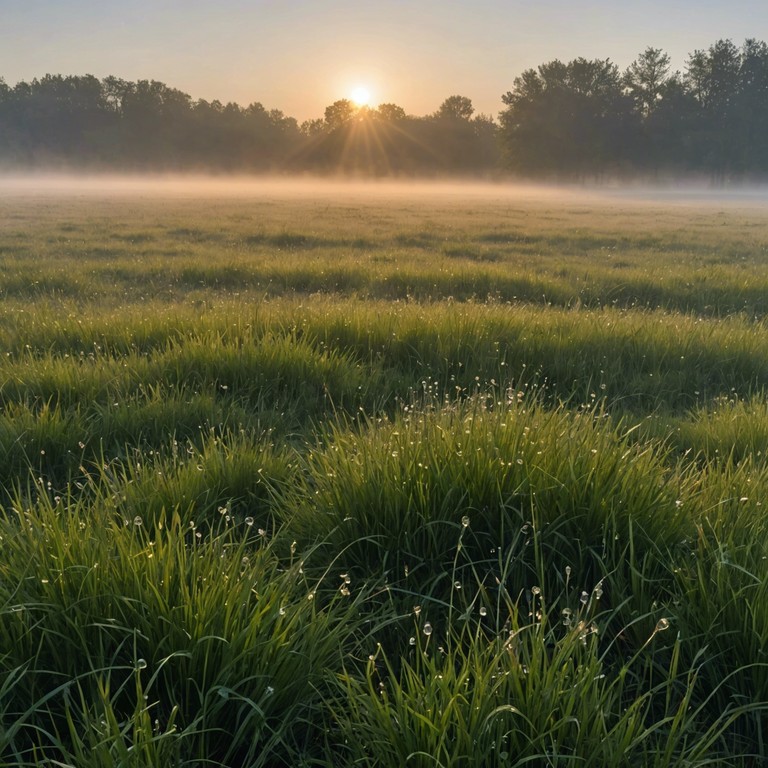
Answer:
[1,173,768,209]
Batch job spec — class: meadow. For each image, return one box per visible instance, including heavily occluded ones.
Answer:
[2,178,768,766]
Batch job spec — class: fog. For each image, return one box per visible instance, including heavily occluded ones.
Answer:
[1,172,768,210]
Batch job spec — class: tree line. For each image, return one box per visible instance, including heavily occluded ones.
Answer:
[1,38,766,179]
[501,39,768,180]
[0,75,498,175]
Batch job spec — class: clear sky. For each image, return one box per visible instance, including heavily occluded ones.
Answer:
[2,1,767,121]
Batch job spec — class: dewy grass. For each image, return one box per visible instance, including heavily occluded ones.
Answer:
[328,600,753,767]
[666,394,768,464]
[0,489,366,766]
[290,399,690,595]
[2,186,768,765]
[106,430,297,532]
[4,298,768,423]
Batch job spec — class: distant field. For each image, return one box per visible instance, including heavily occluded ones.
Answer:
[2,180,768,766]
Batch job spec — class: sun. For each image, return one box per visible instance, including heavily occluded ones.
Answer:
[350,86,372,107]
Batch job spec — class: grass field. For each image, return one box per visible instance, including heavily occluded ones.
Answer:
[2,178,768,766]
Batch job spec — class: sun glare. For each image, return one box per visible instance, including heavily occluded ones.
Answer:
[350,86,372,107]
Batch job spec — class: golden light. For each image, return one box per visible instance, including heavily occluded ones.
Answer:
[350,86,372,107]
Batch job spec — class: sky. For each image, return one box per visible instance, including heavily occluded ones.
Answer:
[2,1,767,121]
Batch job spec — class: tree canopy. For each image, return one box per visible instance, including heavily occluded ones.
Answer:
[499,39,768,179]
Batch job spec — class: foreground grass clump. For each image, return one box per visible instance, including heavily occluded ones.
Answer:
[3,184,768,765]
[106,432,297,533]
[329,604,749,767]
[0,492,363,766]
[291,401,688,603]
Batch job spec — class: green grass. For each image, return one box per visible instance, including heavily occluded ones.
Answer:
[2,181,768,765]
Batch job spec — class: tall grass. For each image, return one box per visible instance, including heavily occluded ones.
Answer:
[329,603,751,767]
[0,487,365,766]
[289,400,688,606]
[2,187,768,765]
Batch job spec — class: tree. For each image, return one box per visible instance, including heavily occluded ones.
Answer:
[324,99,357,130]
[500,57,632,176]
[376,103,407,122]
[102,76,130,114]
[2,74,114,161]
[639,73,700,172]
[684,39,742,177]
[685,39,740,114]
[435,95,474,121]
[624,47,672,116]
[300,118,325,137]
[736,39,768,171]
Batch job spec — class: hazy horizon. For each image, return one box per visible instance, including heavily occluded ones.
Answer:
[2,173,768,211]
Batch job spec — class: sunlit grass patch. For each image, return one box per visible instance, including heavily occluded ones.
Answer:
[2,191,768,313]
[663,456,768,753]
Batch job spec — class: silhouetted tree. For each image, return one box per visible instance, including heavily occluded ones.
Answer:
[621,48,686,172]
[376,103,407,122]
[435,95,474,121]
[624,47,672,116]
[324,99,357,130]
[300,118,325,137]
[500,57,633,177]
[422,96,499,172]
[685,40,746,178]
[736,39,768,172]
[640,73,700,172]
